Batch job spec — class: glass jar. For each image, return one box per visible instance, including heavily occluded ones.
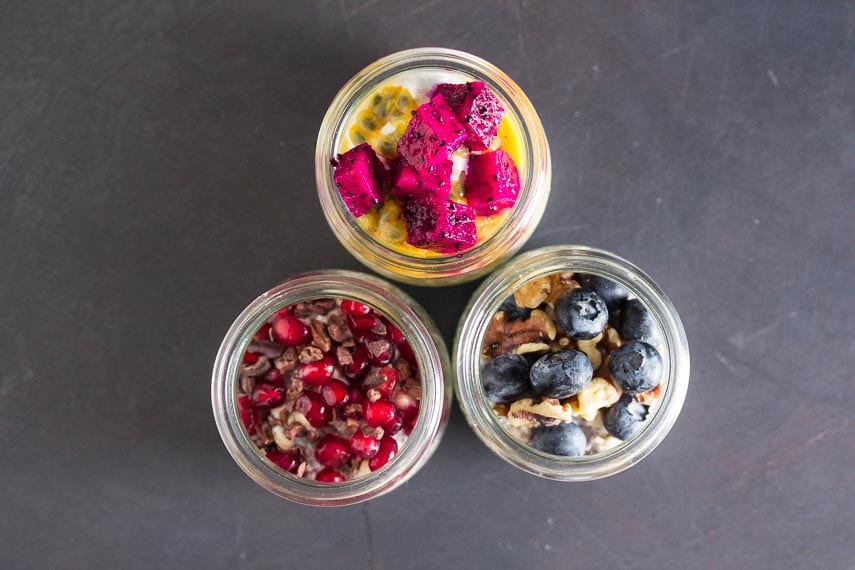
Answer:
[453,246,690,481]
[212,270,452,506]
[315,47,551,286]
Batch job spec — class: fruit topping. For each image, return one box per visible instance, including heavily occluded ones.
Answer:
[331,143,386,217]
[396,93,466,169]
[480,271,667,456]
[608,340,663,395]
[463,149,521,215]
[529,350,594,399]
[402,193,477,253]
[555,289,609,340]
[529,422,587,457]
[434,81,504,150]
[480,353,531,404]
[603,395,649,440]
[238,298,423,482]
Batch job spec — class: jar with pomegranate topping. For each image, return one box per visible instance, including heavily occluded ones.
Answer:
[212,271,452,506]
[316,48,551,286]
[453,246,690,481]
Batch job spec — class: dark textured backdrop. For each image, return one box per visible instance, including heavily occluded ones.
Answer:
[2,1,854,568]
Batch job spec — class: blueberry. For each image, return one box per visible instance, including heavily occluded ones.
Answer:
[529,350,593,399]
[603,395,649,440]
[530,422,587,456]
[608,340,663,395]
[480,354,531,404]
[498,296,531,321]
[555,289,609,340]
[575,274,629,312]
[619,299,663,345]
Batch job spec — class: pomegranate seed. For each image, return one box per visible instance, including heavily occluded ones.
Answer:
[294,391,330,427]
[364,337,394,366]
[253,322,273,342]
[347,314,380,337]
[298,354,336,386]
[369,436,398,471]
[386,321,406,345]
[364,399,399,429]
[267,450,298,473]
[400,400,420,435]
[315,468,346,483]
[316,434,351,468]
[237,394,256,435]
[348,386,365,404]
[242,351,260,364]
[341,300,372,316]
[350,431,381,458]
[367,367,399,398]
[251,383,285,407]
[320,379,350,407]
[385,414,403,435]
[264,368,284,384]
[343,344,370,381]
[272,314,310,346]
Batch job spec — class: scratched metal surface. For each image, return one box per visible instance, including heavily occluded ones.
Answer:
[1,1,853,568]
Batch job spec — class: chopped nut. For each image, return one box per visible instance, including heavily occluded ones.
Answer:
[604,327,623,350]
[299,345,324,363]
[574,377,621,421]
[507,398,574,427]
[336,346,353,366]
[483,309,557,357]
[269,403,287,422]
[287,412,314,431]
[355,458,371,478]
[546,274,580,306]
[493,403,509,417]
[577,334,603,370]
[274,347,299,374]
[326,312,353,346]
[401,377,422,400]
[366,388,382,402]
[514,276,552,308]
[294,299,336,318]
[310,320,333,353]
[635,384,662,405]
[247,340,285,358]
[241,356,271,377]
[514,342,550,355]
[395,358,413,380]
[272,425,294,450]
[370,319,388,336]
[286,423,306,441]
[239,375,255,396]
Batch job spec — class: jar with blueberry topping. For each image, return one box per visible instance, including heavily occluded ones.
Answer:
[453,246,690,480]
[212,270,452,505]
[315,48,551,286]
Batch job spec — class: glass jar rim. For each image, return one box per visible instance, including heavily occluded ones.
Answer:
[212,270,451,505]
[453,245,690,481]
[315,47,551,285]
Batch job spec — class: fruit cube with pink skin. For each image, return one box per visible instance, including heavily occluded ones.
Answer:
[402,193,477,254]
[331,143,386,217]
[463,149,520,215]
[434,81,504,151]
[396,94,466,169]
[390,158,453,200]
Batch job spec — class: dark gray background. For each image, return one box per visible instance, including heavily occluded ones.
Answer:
[2,1,853,568]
